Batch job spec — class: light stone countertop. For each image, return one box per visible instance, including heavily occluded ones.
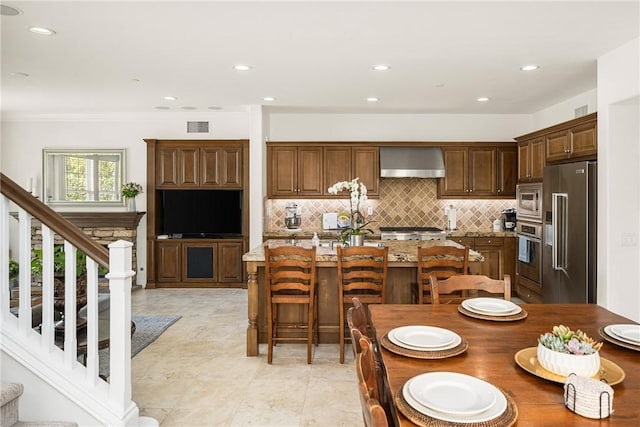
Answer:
[262,230,516,240]
[243,239,484,263]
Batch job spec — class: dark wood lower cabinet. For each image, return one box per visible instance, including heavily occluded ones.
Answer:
[154,239,244,288]
[218,242,244,282]
[448,236,516,294]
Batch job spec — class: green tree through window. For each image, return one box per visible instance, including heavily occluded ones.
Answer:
[64,154,119,201]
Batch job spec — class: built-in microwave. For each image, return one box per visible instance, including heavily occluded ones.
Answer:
[516,183,543,223]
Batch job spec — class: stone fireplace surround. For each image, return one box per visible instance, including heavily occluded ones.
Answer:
[27,212,145,272]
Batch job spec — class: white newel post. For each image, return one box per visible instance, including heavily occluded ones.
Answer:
[106,239,138,424]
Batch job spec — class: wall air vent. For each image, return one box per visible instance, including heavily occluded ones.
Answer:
[574,105,588,118]
[187,121,209,133]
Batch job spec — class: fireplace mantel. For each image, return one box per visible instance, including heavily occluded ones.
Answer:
[12,211,145,229]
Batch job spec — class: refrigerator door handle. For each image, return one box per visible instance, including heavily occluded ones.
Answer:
[552,192,568,272]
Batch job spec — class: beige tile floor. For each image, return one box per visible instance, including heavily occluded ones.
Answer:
[130,288,363,426]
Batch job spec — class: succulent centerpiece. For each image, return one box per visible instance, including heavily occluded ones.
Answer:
[537,325,603,377]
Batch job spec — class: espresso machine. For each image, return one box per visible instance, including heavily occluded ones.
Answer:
[285,202,302,229]
[501,208,517,232]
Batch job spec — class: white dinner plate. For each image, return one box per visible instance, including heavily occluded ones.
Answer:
[391,326,457,348]
[408,372,497,415]
[388,326,462,351]
[403,373,507,422]
[462,298,522,316]
[605,324,640,345]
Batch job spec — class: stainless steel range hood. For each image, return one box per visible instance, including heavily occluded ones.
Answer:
[380,146,445,178]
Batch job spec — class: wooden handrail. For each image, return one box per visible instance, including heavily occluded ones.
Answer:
[1,173,109,268]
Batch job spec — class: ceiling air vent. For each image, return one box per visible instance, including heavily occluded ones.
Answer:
[187,121,209,133]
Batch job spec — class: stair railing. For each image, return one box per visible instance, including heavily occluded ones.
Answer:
[0,172,145,426]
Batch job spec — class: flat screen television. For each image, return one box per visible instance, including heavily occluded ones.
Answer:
[161,189,242,237]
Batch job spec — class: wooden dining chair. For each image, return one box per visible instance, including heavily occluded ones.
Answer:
[337,246,389,363]
[416,245,469,304]
[356,336,390,427]
[264,245,319,364]
[430,273,511,305]
[357,382,390,427]
[347,297,370,358]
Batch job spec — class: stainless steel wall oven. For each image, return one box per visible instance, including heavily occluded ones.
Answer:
[516,221,542,289]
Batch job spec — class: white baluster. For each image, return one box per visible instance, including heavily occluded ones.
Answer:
[63,241,77,367]
[0,195,10,317]
[41,225,55,350]
[18,209,32,335]
[85,257,99,383]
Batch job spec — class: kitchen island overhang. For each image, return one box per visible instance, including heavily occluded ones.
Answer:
[243,239,484,356]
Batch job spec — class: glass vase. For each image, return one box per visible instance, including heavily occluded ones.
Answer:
[127,197,137,212]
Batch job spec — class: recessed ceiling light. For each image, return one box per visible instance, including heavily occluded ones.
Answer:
[366,97,380,102]
[131,78,141,83]
[520,64,539,71]
[263,97,276,102]
[1,5,22,16]
[477,97,490,102]
[163,96,178,101]
[435,83,445,88]
[28,26,56,36]
[154,106,170,110]
[207,106,223,110]
[233,64,252,71]
[372,64,390,71]
[10,72,29,78]
[181,106,197,110]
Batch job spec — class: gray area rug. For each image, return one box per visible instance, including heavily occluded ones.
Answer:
[99,315,181,377]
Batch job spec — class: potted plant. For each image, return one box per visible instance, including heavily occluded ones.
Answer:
[538,325,603,377]
[327,177,374,246]
[121,181,143,211]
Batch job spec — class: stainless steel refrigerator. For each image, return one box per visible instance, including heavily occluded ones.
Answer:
[542,161,597,303]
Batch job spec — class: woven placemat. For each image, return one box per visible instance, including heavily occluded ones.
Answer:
[394,385,518,427]
[380,334,468,359]
[598,327,640,352]
[458,305,528,322]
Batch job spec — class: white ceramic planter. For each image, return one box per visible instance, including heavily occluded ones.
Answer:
[537,343,600,377]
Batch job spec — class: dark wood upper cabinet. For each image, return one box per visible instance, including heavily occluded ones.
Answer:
[515,113,596,173]
[438,144,515,199]
[267,143,379,198]
[517,137,545,182]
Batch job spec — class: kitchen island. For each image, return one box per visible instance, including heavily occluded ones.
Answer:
[243,239,483,356]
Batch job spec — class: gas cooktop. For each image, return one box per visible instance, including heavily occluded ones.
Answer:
[379,226,446,241]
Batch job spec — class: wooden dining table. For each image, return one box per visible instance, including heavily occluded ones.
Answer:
[369,303,639,426]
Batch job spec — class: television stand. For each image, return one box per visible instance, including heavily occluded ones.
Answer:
[154,237,244,288]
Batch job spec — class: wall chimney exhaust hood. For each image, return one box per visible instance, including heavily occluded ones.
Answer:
[380,146,445,178]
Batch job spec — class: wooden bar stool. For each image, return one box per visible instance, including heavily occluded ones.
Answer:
[337,245,388,363]
[264,245,319,364]
[416,245,469,304]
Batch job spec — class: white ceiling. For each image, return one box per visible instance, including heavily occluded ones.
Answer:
[2,1,639,117]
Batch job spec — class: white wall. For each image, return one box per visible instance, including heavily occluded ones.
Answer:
[1,112,249,284]
[268,113,532,142]
[533,88,598,129]
[597,37,640,322]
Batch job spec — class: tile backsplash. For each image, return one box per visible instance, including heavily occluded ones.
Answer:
[266,178,516,233]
